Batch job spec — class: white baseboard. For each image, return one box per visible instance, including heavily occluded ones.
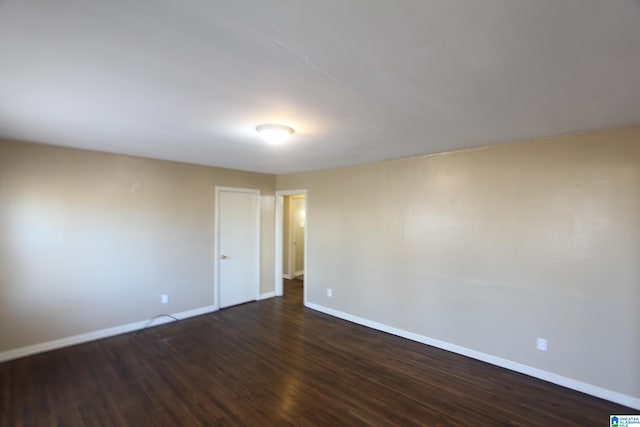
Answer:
[259,291,276,300]
[283,274,293,280]
[0,304,218,363]
[305,302,640,410]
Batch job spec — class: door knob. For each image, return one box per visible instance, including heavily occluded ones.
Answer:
[220,255,228,259]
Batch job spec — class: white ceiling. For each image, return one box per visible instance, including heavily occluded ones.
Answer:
[1,0,639,174]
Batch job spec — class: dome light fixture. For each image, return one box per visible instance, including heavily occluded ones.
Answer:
[256,124,294,145]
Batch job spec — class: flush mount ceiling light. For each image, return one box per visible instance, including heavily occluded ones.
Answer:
[256,124,294,145]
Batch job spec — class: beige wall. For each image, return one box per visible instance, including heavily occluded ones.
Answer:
[0,141,275,352]
[277,126,640,399]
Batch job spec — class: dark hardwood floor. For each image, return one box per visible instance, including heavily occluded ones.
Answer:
[1,279,632,426]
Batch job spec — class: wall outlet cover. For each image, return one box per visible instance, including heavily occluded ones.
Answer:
[536,337,548,351]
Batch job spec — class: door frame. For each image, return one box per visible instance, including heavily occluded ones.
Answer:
[214,186,261,309]
[275,189,308,304]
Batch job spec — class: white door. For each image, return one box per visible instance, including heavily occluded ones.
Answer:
[216,188,260,308]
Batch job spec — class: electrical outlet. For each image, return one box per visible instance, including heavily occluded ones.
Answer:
[536,337,548,351]
[161,294,169,304]
[327,288,333,298]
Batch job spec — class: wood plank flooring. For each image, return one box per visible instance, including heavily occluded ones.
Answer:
[0,279,633,426]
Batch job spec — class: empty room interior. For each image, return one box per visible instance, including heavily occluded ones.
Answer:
[1,1,639,425]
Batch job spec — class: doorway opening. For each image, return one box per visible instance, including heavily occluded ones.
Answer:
[285,195,305,280]
[275,190,307,304]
